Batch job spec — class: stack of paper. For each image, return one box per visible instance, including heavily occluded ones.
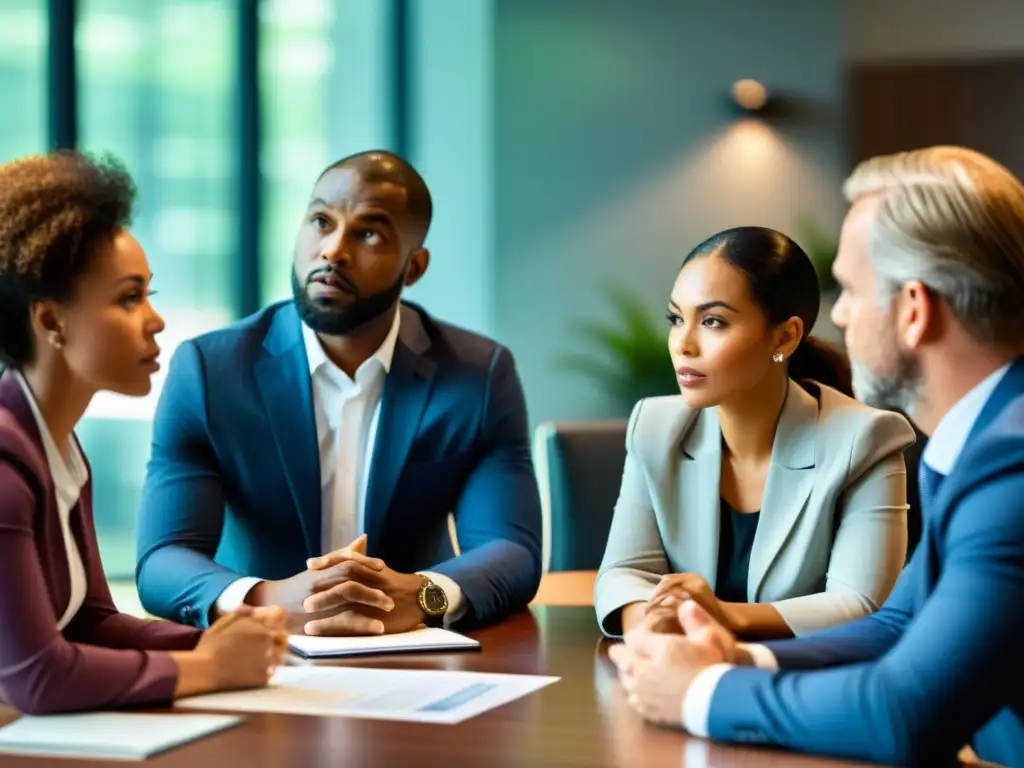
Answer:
[288,627,481,659]
[0,713,243,760]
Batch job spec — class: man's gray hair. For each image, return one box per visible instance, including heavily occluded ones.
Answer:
[843,146,1024,346]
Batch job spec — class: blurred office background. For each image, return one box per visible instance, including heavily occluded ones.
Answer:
[2,0,1023,580]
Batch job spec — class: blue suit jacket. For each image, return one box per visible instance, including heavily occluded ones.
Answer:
[707,359,1024,767]
[135,300,542,629]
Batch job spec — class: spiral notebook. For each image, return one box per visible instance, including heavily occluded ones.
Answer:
[288,627,481,659]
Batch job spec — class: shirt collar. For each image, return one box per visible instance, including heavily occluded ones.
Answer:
[922,362,1013,475]
[13,370,89,497]
[301,307,402,380]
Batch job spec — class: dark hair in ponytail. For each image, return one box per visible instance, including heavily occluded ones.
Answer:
[787,336,852,396]
[680,226,853,396]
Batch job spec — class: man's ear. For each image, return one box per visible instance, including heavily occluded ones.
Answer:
[896,280,934,351]
[404,248,429,287]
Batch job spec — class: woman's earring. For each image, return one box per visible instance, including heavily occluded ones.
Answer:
[50,332,65,349]
[772,351,784,363]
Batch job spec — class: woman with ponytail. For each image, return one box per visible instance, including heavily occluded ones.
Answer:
[595,226,915,640]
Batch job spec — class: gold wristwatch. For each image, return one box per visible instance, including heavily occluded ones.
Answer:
[417,576,449,627]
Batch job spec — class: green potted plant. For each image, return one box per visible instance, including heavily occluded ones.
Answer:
[557,283,678,415]
[793,215,838,291]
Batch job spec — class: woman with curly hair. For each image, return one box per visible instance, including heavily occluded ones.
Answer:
[0,150,288,714]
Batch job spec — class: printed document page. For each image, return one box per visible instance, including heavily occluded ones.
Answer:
[178,666,558,725]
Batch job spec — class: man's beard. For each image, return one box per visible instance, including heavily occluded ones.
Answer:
[850,336,923,417]
[292,266,404,335]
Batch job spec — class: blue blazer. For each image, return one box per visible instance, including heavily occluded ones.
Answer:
[706,359,1024,767]
[135,301,542,628]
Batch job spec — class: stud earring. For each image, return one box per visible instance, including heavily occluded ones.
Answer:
[772,352,784,363]
[50,332,65,349]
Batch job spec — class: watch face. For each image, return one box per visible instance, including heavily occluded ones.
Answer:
[423,584,448,614]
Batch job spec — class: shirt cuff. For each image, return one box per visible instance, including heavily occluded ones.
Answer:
[681,663,735,738]
[738,642,779,670]
[418,571,466,627]
[215,577,264,616]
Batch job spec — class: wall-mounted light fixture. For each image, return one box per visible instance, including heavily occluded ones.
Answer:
[730,78,769,112]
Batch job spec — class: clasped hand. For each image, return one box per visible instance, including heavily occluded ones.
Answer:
[643,572,733,634]
[608,600,736,727]
[255,535,426,636]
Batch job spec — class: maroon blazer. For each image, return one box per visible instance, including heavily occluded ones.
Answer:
[0,372,201,714]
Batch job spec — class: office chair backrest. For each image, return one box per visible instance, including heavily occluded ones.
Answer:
[533,420,628,572]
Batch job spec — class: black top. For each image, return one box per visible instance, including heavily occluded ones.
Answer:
[714,498,760,603]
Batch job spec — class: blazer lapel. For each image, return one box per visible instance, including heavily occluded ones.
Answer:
[674,406,723,590]
[0,371,40,443]
[749,380,818,601]
[363,306,437,553]
[0,371,72,616]
[255,304,321,558]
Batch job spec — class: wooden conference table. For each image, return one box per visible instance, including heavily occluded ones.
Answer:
[0,604,886,768]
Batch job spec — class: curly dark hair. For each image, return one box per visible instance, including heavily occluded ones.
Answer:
[0,150,137,368]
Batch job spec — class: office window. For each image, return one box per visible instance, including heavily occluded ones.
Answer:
[0,0,396,579]
[75,0,237,576]
[0,0,46,160]
[259,0,393,304]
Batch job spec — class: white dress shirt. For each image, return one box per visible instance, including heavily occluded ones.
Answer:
[679,362,1014,737]
[216,310,465,625]
[15,371,89,631]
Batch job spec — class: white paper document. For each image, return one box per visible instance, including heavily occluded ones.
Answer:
[0,712,243,760]
[287,627,480,659]
[178,666,558,724]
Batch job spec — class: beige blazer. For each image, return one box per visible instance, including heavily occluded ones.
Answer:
[595,379,916,637]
